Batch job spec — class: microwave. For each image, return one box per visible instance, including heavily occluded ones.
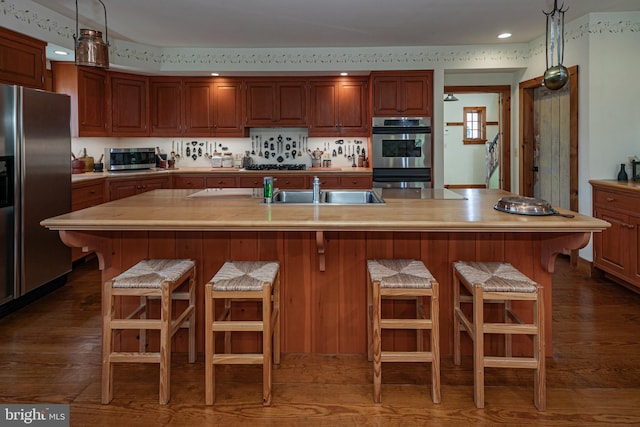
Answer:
[105,147,156,171]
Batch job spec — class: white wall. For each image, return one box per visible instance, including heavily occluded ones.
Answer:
[443,93,499,186]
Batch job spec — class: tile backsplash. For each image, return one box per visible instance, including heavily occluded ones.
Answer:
[72,129,369,169]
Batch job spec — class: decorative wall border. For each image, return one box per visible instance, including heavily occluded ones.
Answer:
[2,1,639,71]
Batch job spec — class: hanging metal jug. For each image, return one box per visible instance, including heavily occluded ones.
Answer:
[76,29,109,68]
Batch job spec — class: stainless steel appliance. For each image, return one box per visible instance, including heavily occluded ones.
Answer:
[371,116,432,188]
[0,84,71,314]
[105,147,156,171]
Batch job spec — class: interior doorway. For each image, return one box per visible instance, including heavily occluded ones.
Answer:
[443,85,511,191]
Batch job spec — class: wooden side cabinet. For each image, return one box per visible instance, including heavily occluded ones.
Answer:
[591,181,640,291]
[309,77,368,136]
[245,79,307,127]
[52,62,109,137]
[0,27,45,89]
[370,70,433,117]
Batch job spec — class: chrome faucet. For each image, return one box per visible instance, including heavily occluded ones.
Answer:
[312,176,321,203]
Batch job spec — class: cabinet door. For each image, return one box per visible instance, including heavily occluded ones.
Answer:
[184,79,214,136]
[402,75,431,116]
[338,79,368,135]
[309,81,339,135]
[272,174,306,188]
[246,81,276,125]
[213,79,244,136]
[78,67,109,136]
[111,73,148,136]
[150,78,183,136]
[237,175,265,188]
[371,76,402,116]
[631,215,640,284]
[0,27,45,89]
[594,207,630,278]
[277,81,307,126]
[371,71,432,117]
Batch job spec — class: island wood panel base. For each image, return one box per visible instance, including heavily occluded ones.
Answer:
[59,230,590,357]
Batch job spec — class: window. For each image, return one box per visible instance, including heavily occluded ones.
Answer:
[463,106,486,144]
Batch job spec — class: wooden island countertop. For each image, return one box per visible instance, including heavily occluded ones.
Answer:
[42,188,608,357]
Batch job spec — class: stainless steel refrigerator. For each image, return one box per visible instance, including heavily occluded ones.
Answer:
[0,84,71,312]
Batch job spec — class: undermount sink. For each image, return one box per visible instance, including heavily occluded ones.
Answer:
[269,189,385,205]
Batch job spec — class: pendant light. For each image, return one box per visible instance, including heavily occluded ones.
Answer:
[542,0,569,90]
[444,93,459,102]
[74,0,110,69]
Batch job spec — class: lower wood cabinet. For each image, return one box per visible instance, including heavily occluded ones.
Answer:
[109,176,170,200]
[591,181,640,291]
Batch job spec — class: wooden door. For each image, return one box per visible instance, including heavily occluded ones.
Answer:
[371,71,432,117]
[533,83,570,209]
[0,27,45,89]
[149,78,183,136]
[212,79,244,136]
[110,73,148,136]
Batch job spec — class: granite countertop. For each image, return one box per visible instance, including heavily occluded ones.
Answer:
[43,187,609,233]
[71,167,372,183]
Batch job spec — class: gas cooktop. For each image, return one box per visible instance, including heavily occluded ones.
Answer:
[244,164,306,171]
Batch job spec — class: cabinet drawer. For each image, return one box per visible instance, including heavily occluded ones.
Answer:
[594,189,640,212]
[340,175,372,189]
[237,176,264,188]
[315,176,341,188]
[72,182,105,210]
[206,176,237,188]
[273,175,306,188]
[173,175,206,189]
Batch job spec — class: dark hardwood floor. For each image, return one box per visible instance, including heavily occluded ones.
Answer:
[1,255,639,426]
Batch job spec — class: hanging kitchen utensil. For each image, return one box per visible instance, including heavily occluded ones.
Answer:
[338,146,343,155]
[251,136,256,155]
[292,149,297,157]
[332,149,337,157]
[493,196,575,218]
[264,151,270,158]
[286,143,291,151]
[192,154,197,161]
[277,155,284,163]
[186,146,191,157]
[270,143,275,151]
[285,152,290,158]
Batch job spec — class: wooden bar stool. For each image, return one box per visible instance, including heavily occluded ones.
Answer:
[205,261,280,406]
[102,259,196,405]
[452,261,545,411]
[367,259,440,404]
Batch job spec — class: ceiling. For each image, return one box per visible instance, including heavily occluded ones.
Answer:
[34,0,640,49]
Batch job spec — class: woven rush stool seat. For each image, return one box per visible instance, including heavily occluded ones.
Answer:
[452,261,545,411]
[366,259,440,404]
[205,261,280,406]
[102,259,196,405]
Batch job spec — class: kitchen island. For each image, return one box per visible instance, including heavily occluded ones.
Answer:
[42,188,608,357]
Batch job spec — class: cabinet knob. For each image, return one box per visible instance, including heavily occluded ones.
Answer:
[606,197,616,202]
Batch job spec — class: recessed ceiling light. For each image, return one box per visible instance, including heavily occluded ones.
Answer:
[210,72,219,76]
[498,33,512,39]
[53,50,69,56]
[340,72,348,76]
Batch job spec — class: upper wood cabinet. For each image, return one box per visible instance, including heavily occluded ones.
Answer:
[150,77,244,137]
[0,27,46,89]
[110,72,148,136]
[245,79,307,126]
[52,62,109,137]
[309,77,368,136]
[370,70,433,117]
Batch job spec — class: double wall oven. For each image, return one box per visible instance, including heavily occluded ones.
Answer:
[371,116,432,188]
